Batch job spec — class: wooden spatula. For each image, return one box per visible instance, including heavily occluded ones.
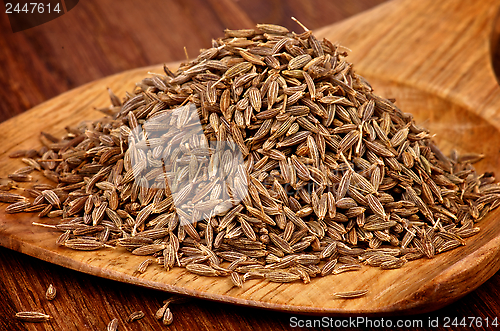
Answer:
[0,0,499,315]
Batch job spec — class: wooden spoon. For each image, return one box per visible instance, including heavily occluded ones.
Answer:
[0,0,499,315]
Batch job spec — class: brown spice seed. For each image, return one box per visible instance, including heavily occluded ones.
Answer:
[107,318,119,331]
[332,289,369,299]
[231,271,244,288]
[15,311,52,322]
[0,192,26,203]
[7,173,33,182]
[136,258,155,274]
[64,239,104,251]
[185,263,219,277]
[127,310,144,322]
[45,284,57,301]
[163,307,174,326]
[5,201,31,213]
[264,271,301,283]
[9,150,27,158]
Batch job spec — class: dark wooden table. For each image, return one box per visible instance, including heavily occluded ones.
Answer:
[1,1,500,330]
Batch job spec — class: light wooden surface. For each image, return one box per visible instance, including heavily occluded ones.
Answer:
[316,0,500,130]
[1,0,500,329]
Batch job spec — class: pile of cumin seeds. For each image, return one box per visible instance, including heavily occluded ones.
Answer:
[2,23,500,285]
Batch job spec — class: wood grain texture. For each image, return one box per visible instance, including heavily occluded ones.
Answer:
[315,0,500,129]
[2,0,500,330]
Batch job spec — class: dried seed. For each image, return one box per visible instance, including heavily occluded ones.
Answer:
[380,257,407,269]
[128,310,144,322]
[332,289,369,299]
[15,311,52,322]
[45,284,56,301]
[231,271,244,288]
[8,173,33,182]
[333,263,362,274]
[256,23,289,34]
[5,201,31,213]
[42,190,61,208]
[9,150,27,158]
[366,194,386,219]
[107,318,119,331]
[64,239,104,251]
[163,308,174,326]
[186,263,219,277]
[264,271,301,283]
[0,192,27,203]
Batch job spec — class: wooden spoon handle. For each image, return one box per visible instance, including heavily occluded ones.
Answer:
[315,0,500,127]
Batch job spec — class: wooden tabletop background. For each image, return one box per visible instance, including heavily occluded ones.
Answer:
[1,0,500,330]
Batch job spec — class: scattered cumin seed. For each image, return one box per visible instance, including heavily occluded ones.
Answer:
[332,289,369,299]
[107,318,119,331]
[127,310,144,322]
[15,311,51,322]
[45,284,56,301]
